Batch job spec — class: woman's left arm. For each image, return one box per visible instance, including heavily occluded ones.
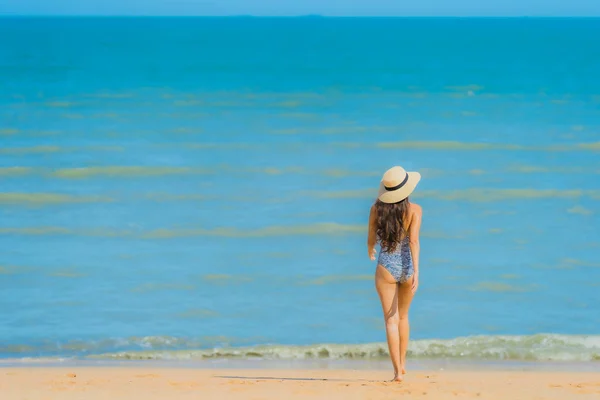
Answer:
[408,205,422,293]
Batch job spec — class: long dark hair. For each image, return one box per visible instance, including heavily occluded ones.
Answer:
[374,197,410,253]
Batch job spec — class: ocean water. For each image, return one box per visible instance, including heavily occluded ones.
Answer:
[1,17,600,363]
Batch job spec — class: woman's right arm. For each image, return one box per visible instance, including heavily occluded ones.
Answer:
[408,204,422,293]
[367,205,377,260]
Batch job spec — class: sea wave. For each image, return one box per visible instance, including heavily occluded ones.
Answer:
[88,335,600,362]
[3,334,598,362]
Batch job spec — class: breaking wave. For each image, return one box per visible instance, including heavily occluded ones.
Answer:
[4,334,597,362]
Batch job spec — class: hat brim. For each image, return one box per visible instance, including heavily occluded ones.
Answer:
[377,171,421,203]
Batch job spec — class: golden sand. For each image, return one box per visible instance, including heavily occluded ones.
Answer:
[2,367,599,400]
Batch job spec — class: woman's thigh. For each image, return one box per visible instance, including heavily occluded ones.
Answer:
[375,265,398,319]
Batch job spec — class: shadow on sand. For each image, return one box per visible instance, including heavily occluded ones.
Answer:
[214,375,378,383]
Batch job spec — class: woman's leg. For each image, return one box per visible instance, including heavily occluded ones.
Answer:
[375,265,402,381]
[397,278,415,374]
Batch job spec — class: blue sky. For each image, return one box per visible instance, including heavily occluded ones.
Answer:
[1,0,599,16]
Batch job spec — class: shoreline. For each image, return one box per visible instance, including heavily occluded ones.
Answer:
[2,366,599,399]
[2,358,600,372]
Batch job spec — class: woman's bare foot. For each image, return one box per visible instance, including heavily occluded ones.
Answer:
[402,367,407,375]
[391,374,403,383]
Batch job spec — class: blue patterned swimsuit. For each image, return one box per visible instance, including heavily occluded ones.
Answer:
[377,236,415,283]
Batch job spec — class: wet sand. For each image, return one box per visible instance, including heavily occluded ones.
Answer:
[2,367,600,400]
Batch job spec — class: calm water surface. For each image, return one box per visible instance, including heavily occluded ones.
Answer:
[0,17,599,362]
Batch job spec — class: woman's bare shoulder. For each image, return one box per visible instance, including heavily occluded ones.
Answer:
[369,203,377,218]
[409,202,422,216]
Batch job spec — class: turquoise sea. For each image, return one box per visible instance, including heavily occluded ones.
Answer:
[1,17,599,364]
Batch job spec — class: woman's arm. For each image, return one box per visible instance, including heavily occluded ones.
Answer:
[408,204,422,293]
[367,204,377,260]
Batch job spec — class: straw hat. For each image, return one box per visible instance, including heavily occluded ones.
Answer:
[377,166,421,203]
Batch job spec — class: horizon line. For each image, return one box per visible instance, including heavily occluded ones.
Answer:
[1,14,600,18]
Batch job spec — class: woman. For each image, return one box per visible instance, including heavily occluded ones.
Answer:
[367,165,422,382]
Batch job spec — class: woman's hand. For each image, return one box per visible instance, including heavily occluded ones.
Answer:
[369,248,377,261]
[411,273,419,294]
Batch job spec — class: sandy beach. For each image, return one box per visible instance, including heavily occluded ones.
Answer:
[2,367,599,400]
